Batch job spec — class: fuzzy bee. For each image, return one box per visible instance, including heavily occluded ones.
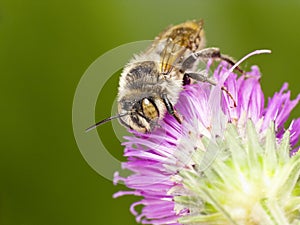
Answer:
[87,20,238,133]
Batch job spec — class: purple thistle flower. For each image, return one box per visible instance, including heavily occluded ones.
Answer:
[113,51,300,225]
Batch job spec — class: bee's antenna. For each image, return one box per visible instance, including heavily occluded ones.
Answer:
[85,113,129,132]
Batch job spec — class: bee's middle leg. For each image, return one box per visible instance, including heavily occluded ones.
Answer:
[184,71,237,107]
[183,71,214,86]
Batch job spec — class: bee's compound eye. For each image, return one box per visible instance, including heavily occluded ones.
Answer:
[142,98,159,120]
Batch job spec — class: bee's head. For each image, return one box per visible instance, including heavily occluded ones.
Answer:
[86,94,180,134]
[118,96,166,133]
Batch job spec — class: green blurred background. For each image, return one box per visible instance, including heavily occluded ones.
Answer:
[0,1,299,224]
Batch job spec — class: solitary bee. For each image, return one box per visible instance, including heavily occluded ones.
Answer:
[87,20,238,133]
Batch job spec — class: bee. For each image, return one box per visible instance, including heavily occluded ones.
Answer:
[86,20,239,133]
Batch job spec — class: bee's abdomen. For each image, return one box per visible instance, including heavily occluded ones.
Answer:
[125,61,157,83]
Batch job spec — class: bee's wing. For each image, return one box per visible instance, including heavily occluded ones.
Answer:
[147,20,206,75]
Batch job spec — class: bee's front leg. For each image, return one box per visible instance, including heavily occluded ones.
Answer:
[161,94,182,124]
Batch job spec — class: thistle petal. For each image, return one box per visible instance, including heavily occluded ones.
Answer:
[113,55,299,224]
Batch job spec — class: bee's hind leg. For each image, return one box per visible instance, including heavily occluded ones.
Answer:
[181,47,243,73]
